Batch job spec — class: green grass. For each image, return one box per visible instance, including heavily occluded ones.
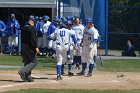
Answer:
[2,89,140,93]
[0,55,140,72]
[96,59,140,72]
[0,55,56,70]
[0,55,22,65]
[36,56,56,70]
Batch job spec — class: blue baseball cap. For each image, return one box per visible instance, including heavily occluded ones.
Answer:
[60,24,66,28]
[43,15,50,20]
[66,20,72,25]
[54,16,59,21]
[86,17,93,24]
[35,16,39,20]
[61,17,67,22]
[29,15,35,19]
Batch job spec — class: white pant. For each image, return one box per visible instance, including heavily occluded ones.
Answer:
[66,45,74,64]
[81,44,97,64]
[56,44,69,65]
[47,40,53,49]
[93,44,98,56]
[8,35,18,46]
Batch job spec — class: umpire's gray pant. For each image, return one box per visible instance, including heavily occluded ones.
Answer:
[20,62,37,76]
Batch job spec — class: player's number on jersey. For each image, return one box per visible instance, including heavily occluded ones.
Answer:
[60,30,65,37]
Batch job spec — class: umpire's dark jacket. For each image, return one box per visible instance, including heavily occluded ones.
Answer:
[21,24,37,63]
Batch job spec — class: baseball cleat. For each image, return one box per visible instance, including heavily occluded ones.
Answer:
[86,72,92,77]
[61,71,65,75]
[76,71,84,75]
[57,76,62,81]
[68,72,74,76]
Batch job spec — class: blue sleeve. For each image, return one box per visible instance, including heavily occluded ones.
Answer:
[71,35,77,45]
[1,21,6,31]
[16,20,20,29]
[47,25,55,35]
[36,22,40,31]
[47,26,51,36]
[93,39,98,43]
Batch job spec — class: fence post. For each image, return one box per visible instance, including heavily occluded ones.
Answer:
[105,0,108,56]
[58,0,60,18]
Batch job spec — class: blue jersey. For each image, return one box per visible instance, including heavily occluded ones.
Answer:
[6,19,20,36]
[36,21,44,37]
[0,20,6,37]
[47,23,58,39]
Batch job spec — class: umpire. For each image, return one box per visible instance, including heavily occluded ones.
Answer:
[18,18,39,82]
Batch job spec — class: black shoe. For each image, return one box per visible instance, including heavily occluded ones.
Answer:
[87,72,92,77]
[68,72,74,76]
[18,71,27,82]
[76,71,85,76]
[57,76,62,81]
[61,72,65,75]
[27,76,34,82]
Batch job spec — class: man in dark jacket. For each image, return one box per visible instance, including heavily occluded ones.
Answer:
[122,39,136,57]
[18,18,39,82]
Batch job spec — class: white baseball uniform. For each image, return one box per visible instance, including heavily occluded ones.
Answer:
[72,24,84,56]
[67,29,77,64]
[8,34,18,46]
[43,21,51,47]
[50,28,76,65]
[82,26,99,64]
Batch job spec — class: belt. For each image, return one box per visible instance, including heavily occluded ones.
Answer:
[57,43,68,45]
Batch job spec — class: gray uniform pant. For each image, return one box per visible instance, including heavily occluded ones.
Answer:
[20,44,37,77]
[20,62,37,77]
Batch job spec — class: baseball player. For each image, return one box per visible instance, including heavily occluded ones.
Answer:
[43,15,51,56]
[72,17,84,69]
[49,24,77,80]
[0,19,6,54]
[47,16,60,57]
[77,18,99,77]
[36,17,44,56]
[61,20,77,76]
[6,14,20,55]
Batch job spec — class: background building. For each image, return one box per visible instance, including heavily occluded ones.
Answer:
[0,0,57,27]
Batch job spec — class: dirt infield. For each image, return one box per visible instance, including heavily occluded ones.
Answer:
[0,70,140,92]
